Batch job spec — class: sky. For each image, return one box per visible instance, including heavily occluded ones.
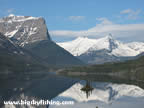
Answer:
[0,0,144,42]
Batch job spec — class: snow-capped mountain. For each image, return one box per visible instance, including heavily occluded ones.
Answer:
[0,14,50,47]
[57,34,144,64]
[51,81,144,108]
[57,36,97,56]
[0,15,83,66]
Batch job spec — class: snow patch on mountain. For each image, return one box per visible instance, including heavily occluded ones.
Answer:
[127,42,144,54]
[0,14,39,23]
[5,30,18,38]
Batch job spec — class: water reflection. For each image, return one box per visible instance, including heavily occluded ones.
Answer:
[60,73,144,90]
[52,80,144,108]
[1,72,144,108]
[81,80,93,98]
[0,73,77,108]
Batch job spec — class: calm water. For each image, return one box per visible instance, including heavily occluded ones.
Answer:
[50,80,144,108]
[1,72,144,108]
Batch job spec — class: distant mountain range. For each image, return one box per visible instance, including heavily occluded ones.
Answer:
[0,15,83,73]
[57,34,144,64]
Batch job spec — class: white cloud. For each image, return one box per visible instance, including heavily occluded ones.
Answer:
[68,16,85,21]
[50,18,144,42]
[120,9,132,14]
[0,9,15,17]
[96,17,113,25]
[120,9,141,20]
[7,8,14,14]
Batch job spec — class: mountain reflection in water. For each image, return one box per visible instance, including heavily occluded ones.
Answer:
[0,73,77,108]
[51,80,144,108]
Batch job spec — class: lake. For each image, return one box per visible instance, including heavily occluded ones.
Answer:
[0,72,144,108]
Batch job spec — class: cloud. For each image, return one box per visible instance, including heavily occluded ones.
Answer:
[68,16,85,21]
[7,9,14,13]
[6,8,15,14]
[50,18,144,42]
[0,8,15,16]
[120,9,141,20]
[96,17,113,25]
[120,9,132,14]
[0,9,15,17]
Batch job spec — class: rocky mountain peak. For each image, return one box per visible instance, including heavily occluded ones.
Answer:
[0,15,51,47]
[103,33,114,42]
[106,33,113,39]
[0,15,84,67]
[106,34,119,52]
[98,34,118,52]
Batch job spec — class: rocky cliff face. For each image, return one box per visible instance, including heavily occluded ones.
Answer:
[0,14,50,47]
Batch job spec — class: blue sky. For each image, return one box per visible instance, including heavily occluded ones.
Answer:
[0,0,144,42]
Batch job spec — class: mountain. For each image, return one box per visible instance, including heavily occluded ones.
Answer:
[0,15,83,66]
[57,36,97,56]
[57,34,144,64]
[25,40,83,66]
[0,32,47,74]
[0,14,50,46]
